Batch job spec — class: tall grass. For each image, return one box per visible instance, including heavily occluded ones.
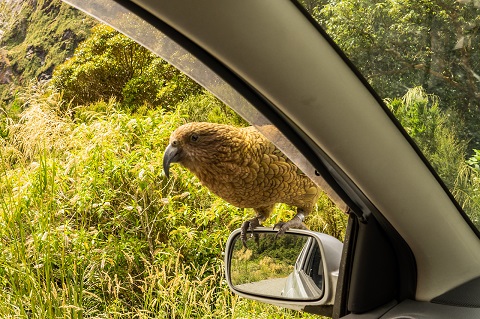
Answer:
[0,85,339,318]
[386,87,480,226]
[7,82,478,318]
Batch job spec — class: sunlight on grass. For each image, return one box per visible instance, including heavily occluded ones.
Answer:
[0,85,339,318]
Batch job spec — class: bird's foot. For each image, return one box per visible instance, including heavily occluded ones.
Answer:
[240,217,261,247]
[273,214,308,238]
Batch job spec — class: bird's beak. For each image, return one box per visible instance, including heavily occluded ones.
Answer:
[163,143,180,179]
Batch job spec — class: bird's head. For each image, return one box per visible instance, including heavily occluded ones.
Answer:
[163,122,236,179]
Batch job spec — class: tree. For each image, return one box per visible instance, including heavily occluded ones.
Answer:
[386,87,480,225]
[51,25,202,110]
[315,0,480,144]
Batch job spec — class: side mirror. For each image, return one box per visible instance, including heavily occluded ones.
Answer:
[224,227,343,317]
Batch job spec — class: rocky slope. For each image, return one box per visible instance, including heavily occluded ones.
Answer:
[0,0,96,103]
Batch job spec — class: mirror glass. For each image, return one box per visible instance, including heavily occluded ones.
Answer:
[229,232,324,300]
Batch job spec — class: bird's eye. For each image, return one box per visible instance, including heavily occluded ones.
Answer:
[190,134,199,142]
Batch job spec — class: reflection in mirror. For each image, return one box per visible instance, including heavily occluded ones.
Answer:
[230,232,324,301]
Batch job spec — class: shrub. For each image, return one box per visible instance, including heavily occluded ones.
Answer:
[386,87,480,226]
[51,25,202,111]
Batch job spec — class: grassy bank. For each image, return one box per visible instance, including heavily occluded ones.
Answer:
[0,85,344,318]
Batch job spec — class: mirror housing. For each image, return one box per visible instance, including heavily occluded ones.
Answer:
[224,227,343,316]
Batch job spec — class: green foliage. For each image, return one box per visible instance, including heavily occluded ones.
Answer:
[51,25,203,110]
[0,83,336,318]
[386,87,480,226]
[467,149,480,171]
[313,0,480,149]
[317,0,480,110]
[176,93,248,126]
[387,87,463,189]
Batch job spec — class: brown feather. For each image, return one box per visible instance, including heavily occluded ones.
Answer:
[164,122,320,225]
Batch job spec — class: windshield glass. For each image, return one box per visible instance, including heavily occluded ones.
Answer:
[298,0,480,228]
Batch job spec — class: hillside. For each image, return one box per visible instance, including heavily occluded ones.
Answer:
[0,0,96,104]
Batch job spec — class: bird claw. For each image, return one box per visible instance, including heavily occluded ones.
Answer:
[240,217,261,248]
[273,221,286,231]
[274,217,308,239]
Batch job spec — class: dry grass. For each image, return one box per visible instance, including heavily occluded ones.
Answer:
[9,82,73,160]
